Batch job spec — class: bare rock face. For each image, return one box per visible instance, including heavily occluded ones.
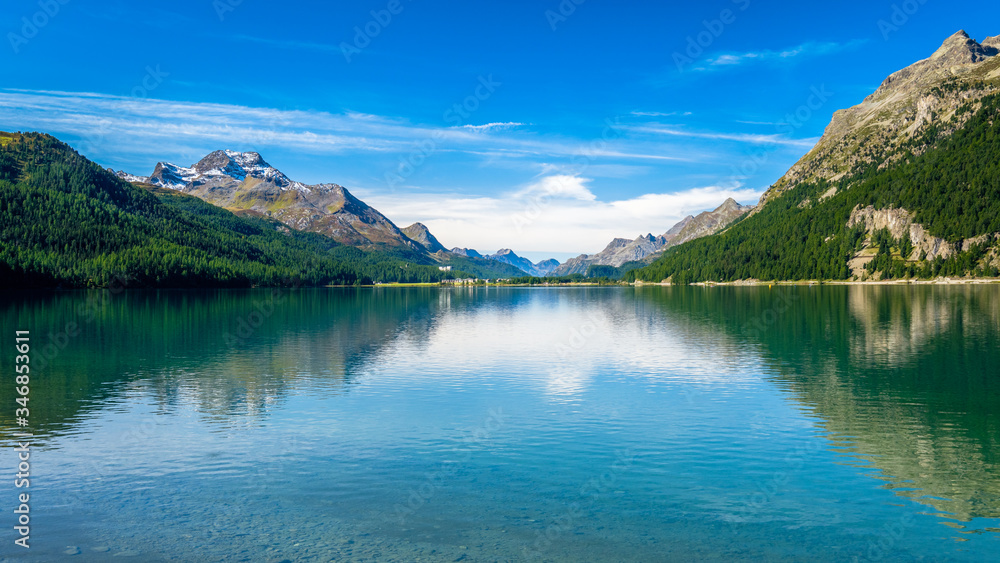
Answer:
[759,30,1000,209]
[667,198,753,247]
[846,205,963,261]
[402,222,448,253]
[872,31,995,99]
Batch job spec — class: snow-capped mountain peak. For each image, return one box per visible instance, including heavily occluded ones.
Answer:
[149,162,198,189]
[149,149,308,192]
[109,169,150,184]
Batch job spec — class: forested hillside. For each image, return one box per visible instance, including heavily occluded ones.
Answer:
[0,133,470,288]
[629,93,1000,284]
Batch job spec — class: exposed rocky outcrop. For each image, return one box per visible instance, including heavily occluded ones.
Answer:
[759,31,1000,209]
[847,205,952,261]
[846,205,999,272]
[402,222,448,253]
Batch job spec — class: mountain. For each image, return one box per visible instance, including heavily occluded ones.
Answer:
[533,259,561,276]
[431,253,530,279]
[450,247,483,259]
[137,150,418,249]
[486,249,536,275]
[402,222,448,253]
[0,133,476,288]
[448,247,559,276]
[553,198,753,276]
[485,249,561,276]
[111,169,149,183]
[669,198,754,244]
[760,30,1000,208]
[630,31,1000,284]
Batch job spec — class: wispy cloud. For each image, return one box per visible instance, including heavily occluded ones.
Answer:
[629,125,818,149]
[0,89,775,255]
[461,122,525,132]
[0,89,702,167]
[630,111,692,118]
[701,40,867,70]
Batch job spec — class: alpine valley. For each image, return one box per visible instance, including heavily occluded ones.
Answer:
[3,31,1000,288]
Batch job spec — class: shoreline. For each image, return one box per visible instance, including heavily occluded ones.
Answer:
[635,277,1000,287]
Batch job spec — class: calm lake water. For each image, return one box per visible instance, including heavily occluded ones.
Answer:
[1,286,999,562]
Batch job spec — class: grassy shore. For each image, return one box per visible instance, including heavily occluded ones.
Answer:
[635,278,1000,287]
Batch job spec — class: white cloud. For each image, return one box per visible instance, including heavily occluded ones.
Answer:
[460,122,524,132]
[364,294,761,400]
[631,125,818,149]
[358,176,763,254]
[0,89,771,256]
[701,40,867,70]
[0,89,702,166]
[513,175,597,202]
[630,111,692,117]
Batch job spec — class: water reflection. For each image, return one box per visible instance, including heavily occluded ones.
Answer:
[639,285,1000,531]
[3,284,998,552]
[0,288,452,439]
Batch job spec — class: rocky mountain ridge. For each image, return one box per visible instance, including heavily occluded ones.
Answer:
[758,30,1000,209]
[121,150,424,248]
[552,198,753,276]
[402,222,448,253]
[485,249,561,277]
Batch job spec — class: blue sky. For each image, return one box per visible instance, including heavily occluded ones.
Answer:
[1,0,996,260]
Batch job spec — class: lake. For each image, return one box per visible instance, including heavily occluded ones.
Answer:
[1,286,999,561]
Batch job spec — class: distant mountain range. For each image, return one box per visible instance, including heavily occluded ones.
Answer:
[553,198,753,276]
[116,149,736,279]
[485,249,561,277]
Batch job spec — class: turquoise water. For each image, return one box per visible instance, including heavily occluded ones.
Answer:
[1,286,999,561]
